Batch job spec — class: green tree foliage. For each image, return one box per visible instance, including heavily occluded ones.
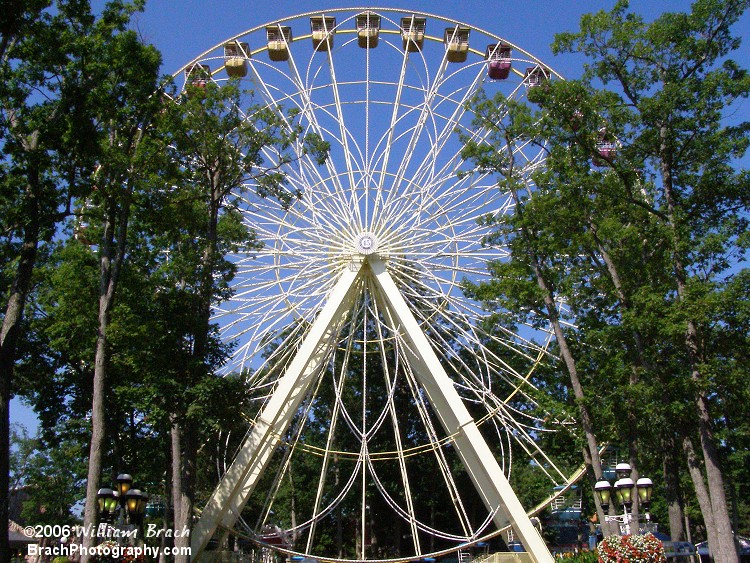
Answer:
[459,91,614,532]
[10,423,86,526]
[140,79,328,559]
[463,0,749,558]
[7,16,329,558]
[1,1,159,558]
[550,2,749,559]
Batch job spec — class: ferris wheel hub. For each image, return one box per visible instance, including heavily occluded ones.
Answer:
[354,231,379,255]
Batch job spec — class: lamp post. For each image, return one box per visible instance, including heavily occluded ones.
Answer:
[96,474,147,544]
[594,463,653,536]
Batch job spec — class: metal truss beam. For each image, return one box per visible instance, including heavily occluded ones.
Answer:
[191,264,363,557]
[369,258,553,563]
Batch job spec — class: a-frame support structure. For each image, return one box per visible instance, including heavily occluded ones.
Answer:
[192,258,554,563]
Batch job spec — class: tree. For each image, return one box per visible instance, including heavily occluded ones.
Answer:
[459,92,613,532]
[462,2,750,559]
[550,2,749,560]
[10,423,86,526]
[1,2,114,558]
[71,5,163,556]
[150,79,328,560]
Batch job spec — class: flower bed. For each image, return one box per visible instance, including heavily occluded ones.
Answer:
[596,533,666,563]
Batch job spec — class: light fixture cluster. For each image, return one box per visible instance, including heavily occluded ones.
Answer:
[96,473,149,525]
[595,463,653,513]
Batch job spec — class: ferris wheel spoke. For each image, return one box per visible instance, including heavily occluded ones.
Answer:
[363,34,374,225]
[253,371,324,533]
[386,263,546,392]
[227,270,332,316]
[403,92,478,199]
[280,47,358,223]
[371,297,475,538]
[222,291,323,359]
[369,296,424,554]
[372,48,412,225]
[302,450,366,543]
[396,336,475,538]
[305,324,356,552]
[322,51,366,231]
[489,407,571,487]
[378,176,504,238]
[242,61,343,211]
[381,54,451,213]
[402,69,488,196]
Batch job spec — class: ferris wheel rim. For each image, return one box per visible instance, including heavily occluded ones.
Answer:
[176,7,578,561]
[172,7,565,82]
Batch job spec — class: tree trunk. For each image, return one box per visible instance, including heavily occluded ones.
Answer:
[171,419,183,544]
[505,183,607,535]
[81,320,109,558]
[683,435,718,546]
[0,231,39,563]
[174,420,196,562]
[160,433,174,563]
[169,178,217,561]
[582,447,617,537]
[590,226,650,524]
[171,170,221,560]
[0,147,41,563]
[692,381,738,562]
[0,364,9,563]
[515,201,606,517]
[663,437,687,542]
[82,202,116,559]
[82,187,132,561]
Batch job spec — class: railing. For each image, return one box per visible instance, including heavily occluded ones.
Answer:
[603,513,659,536]
[473,553,534,563]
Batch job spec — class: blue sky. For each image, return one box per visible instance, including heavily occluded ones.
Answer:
[126,0,749,80]
[10,0,750,434]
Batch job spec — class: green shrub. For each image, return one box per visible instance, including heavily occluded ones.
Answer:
[555,550,598,563]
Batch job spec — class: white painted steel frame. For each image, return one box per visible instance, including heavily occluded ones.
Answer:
[178,9,575,561]
[369,258,552,563]
[193,258,553,563]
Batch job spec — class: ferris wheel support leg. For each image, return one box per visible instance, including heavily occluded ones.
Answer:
[369,258,554,563]
[191,264,363,560]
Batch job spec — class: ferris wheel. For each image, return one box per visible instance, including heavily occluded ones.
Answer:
[174,9,576,563]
